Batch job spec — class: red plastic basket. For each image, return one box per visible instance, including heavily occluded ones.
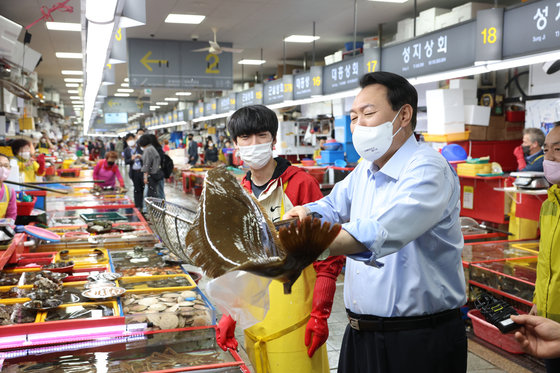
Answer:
[306,167,327,184]
[468,309,524,354]
[16,196,37,216]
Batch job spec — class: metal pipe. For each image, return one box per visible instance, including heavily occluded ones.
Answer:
[352,0,358,56]
[283,40,286,76]
[413,0,417,37]
[260,48,264,83]
[312,21,316,66]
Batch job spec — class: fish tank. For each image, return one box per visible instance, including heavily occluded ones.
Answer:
[0,327,249,372]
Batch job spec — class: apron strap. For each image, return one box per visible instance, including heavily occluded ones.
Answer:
[245,314,310,373]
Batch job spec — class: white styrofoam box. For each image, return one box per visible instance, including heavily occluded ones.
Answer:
[435,12,459,29]
[464,96,478,106]
[363,36,379,49]
[415,17,435,36]
[324,54,335,65]
[450,78,477,91]
[419,7,450,21]
[452,2,492,23]
[397,18,414,40]
[426,89,465,134]
[333,50,343,62]
[464,105,491,126]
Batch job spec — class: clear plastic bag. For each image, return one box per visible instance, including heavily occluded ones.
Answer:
[205,270,271,330]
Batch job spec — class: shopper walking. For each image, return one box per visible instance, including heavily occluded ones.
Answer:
[216,105,344,373]
[138,134,164,199]
[123,133,144,210]
[285,72,467,373]
[532,124,560,373]
[187,133,198,165]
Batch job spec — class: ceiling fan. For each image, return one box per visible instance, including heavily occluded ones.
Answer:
[192,27,243,54]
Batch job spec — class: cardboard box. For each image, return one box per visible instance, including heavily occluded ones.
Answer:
[464,105,491,126]
[466,116,524,141]
[426,89,465,134]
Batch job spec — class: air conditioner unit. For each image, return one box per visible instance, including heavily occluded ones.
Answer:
[0,15,22,58]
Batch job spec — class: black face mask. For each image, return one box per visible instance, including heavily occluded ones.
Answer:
[522,145,531,156]
[107,161,115,166]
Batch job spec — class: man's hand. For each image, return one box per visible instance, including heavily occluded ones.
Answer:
[283,206,311,221]
[513,145,526,170]
[305,316,329,357]
[216,314,238,351]
[511,314,560,359]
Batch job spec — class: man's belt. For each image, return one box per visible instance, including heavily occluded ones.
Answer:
[347,308,461,332]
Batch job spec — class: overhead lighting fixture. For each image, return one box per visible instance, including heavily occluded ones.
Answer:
[164,97,179,101]
[66,83,79,87]
[238,59,266,65]
[72,101,84,104]
[155,102,169,105]
[117,88,134,93]
[64,78,83,83]
[62,70,83,75]
[70,96,82,100]
[124,77,129,82]
[368,0,407,3]
[175,92,192,96]
[45,22,81,31]
[86,0,118,23]
[121,83,129,87]
[284,35,320,43]
[114,93,130,97]
[67,90,79,94]
[56,52,83,59]
[164,14,206,24]
[485,50,560,72]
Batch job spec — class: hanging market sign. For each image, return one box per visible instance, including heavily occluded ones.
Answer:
[128,38,233,89]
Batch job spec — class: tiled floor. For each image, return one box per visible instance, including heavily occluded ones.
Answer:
[135,177,543,373]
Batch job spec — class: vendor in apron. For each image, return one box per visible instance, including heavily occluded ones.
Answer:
[216,105,345,373]
[0,154,16,221]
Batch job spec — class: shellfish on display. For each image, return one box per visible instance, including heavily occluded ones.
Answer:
[185,166,341,292]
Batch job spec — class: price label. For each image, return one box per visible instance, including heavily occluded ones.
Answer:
[476,8,504,63]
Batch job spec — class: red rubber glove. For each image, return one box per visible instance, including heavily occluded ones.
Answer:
[513,145,526,171]
[36,154,46,176]
[305,256,345,358]
[216,314,238,351]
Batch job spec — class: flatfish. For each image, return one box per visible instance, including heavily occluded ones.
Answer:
[185,166,340,292]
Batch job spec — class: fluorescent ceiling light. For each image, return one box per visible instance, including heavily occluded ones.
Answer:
[66,83,79,87]
[70,96,82,100]
[72,101,84,104]
[67,90,79,94]
[124,78,129,82]
[165,97,179,101]
[86,0,118,23]
[284,35,320,43]
[46,22,81,31]
[175,92,192,96]
[368,0,407,3]
[238,59,266,65]
[155,102,169,105]
[117,88,134,93]
[121,83,129,87]
[114,93,130,97]
[407,66,489,85]
[56,52,83,59]
[62,70,83,75]
[486,50,560,72]
[64,78,83,83]
[164,14,205,24]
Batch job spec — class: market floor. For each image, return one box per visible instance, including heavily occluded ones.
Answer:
[137,178,543,373]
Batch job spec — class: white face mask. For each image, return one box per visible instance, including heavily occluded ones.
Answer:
[20,152,31,160]
[127,140,135,147]
[238,142,273,170]
[352,108,403,162]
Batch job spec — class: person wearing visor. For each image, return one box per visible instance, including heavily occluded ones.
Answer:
[93,151,124,190]
[532,124,560,372]
[215,105,345,373]
[284,72,467,373]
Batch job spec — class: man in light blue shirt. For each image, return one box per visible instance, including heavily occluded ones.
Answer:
[285,71,467,373]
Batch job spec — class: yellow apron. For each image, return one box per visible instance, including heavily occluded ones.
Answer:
[0,184,10,218]
[244,182,329,373]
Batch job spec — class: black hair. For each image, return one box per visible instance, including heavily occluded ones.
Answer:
[359,72,418,131]
[136,128,146,135]
[9,138,31,156]
[124,133,135,140]
[188,133,193,138]
[227,105,278,142]
[137,134,161,149]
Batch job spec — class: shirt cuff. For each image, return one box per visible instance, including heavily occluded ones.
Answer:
[342,219,388,268]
